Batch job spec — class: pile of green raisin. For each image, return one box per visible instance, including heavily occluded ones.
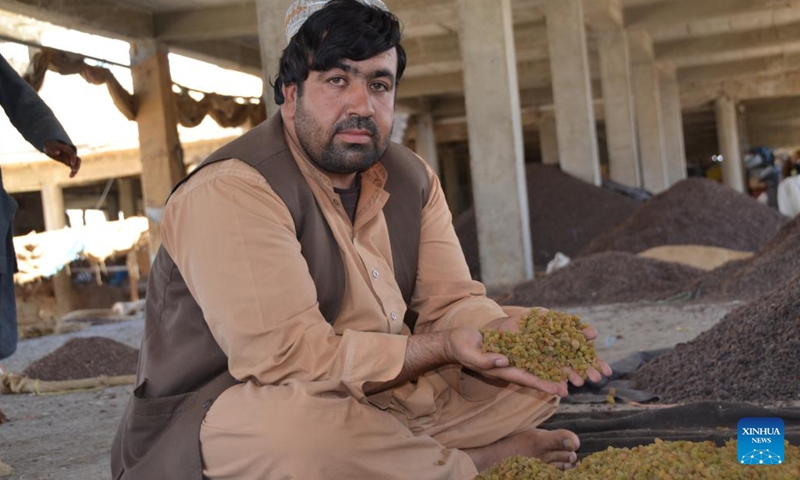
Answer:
[481,309,599,381]
[477,439,800,479]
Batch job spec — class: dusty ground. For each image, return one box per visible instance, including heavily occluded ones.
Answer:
[0,299,741,479]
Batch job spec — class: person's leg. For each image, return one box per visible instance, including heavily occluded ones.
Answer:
[0,183,19,361]
[392,366,578,471]
[200,380,479,480]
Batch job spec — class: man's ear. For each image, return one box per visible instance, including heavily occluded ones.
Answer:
[281,83,298,121]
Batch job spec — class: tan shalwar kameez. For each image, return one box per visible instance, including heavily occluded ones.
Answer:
[160,131,558,479]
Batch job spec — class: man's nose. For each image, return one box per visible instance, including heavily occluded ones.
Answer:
[347,84,375,117]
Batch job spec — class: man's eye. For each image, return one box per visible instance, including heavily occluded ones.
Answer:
[329,77,346,85]
[371,82,390,92]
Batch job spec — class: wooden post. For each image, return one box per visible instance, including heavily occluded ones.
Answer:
[117,178,137,219]
[131,41,185,258]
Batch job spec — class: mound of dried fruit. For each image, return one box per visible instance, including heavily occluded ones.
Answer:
[481,309,599,381]
[475,454,562,480]
[477,439,800,479]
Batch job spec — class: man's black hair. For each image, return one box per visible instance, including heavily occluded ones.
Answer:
[273,0,406,104]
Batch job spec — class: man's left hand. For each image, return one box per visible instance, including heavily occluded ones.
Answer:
[482,309,613,387]
[44,140,81,178]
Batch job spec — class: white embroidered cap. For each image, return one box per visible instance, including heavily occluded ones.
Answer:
[284,0,390,43]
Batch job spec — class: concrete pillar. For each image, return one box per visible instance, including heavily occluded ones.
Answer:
[632,61,669,193]
[440,148,461,215]
[456,0,533,287]
[414,114,440,176]
[41,182,65,231]
[659,65,687,187]
[41,182,74,315]
[544,0,601,185]
[131,41,185,257]
[538,112,560,166]
[737,103,750,156]
[598,30,640,187]
[117,178,136,219]
[255,0,294,118]
[716,95,747,193]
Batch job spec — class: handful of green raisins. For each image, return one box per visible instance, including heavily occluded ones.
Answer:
[481,309,599,382]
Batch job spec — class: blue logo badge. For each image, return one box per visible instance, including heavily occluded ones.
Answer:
[738,417,784,465]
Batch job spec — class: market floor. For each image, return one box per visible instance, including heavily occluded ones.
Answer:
[0,299,742,479]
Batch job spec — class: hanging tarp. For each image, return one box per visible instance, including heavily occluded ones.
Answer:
[23,47,137,120]
[13,216,149,284]
[21,46,264,129]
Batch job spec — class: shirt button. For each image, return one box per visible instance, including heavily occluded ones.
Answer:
[372,269,379,278]
[390,311,398,321]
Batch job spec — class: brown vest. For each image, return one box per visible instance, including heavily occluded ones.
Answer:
[111,113,431,480]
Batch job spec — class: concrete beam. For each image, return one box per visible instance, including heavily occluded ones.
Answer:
[3,138,234,194]
[681,70,800,109]
[402,24,550,78]
[583,0,623,33]
[155,3,255,41]
[5,155,142,194]
[678,54,800,84]
[656,20,800,68]
[398,58,604,101]
[0,0,153,40]
[399,72,464,99]
[745,96,800,147]
[626,0,800,31]
[154,0,455,42]
[167,40,262,77]
[417,108,540,144]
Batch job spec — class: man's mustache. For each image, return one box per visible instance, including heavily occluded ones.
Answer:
[334,117,378,136]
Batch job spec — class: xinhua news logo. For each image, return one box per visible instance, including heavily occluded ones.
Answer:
[738,418,784,466]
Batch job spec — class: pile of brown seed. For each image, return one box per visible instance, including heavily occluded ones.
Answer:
[481,309,599,382]
[22,337,139,381]
[476,439,800,480]
[454,164,639,276]
[580,178,787,256]
[632,271,800,403]
[507,252,702,308]
[692,214,800,301]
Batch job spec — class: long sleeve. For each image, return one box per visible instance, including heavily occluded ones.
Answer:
[411,167,508,333]
[162,160,407,401]
[0,53,73,151]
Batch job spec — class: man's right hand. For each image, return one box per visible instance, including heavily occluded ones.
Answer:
[445,326,569,397]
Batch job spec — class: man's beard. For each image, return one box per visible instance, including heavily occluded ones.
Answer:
[295,99,392,174]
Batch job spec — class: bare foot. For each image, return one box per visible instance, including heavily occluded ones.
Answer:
[465,427,580,472]
[0,407,6,425]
